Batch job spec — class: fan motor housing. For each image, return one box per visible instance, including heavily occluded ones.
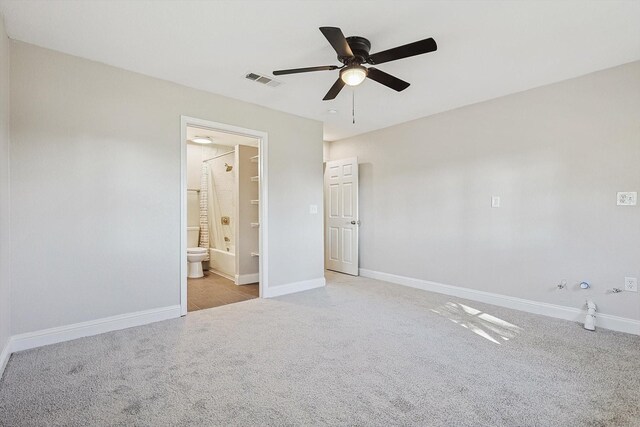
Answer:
[344,36,371,63]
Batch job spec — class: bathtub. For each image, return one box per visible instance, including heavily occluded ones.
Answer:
[209,246,235,280]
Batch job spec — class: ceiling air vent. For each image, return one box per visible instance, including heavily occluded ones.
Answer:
[245,72,282,87]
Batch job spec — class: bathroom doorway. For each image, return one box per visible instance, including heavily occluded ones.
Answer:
[180,117,268,315]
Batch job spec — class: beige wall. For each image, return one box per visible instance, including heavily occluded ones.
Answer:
[323,140,330,162]
[10,41,324,334]
[328,61,640,321]
[0,16,11,356]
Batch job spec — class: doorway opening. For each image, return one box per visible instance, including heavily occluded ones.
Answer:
[181,117,268,315]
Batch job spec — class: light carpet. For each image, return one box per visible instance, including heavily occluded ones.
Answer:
[1,272,639,426]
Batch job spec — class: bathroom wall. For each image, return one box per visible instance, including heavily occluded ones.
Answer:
[0,15,11,365]
[327,61,640,322]
[236,145,259,284]
[186,141,218,189]
[10,41,324,335]
[186,191,199,229]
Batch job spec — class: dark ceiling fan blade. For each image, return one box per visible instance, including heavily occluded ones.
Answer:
[367,67,410,92]
[323,77,346,101]
[319,27,354,58]
[367,37,437,65]
[273,65,340,76]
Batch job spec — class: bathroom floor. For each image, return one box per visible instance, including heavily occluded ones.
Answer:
[187,272,259,312]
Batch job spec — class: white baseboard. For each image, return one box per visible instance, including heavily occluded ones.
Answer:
[208,268,235,282]
[0,338,11,378]
[263,277,326,298]
[9,305,182,354]
[236,273,259,285]
[359,269,640,336]
[597,313,640,335]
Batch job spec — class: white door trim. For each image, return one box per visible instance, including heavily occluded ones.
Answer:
[180,116,268,316]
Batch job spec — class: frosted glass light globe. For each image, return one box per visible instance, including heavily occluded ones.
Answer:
[340,65,367,86]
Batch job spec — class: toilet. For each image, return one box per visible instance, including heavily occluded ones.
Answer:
[187,227,208,278]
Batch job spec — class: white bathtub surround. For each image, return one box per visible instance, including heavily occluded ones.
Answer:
[205,153,235,253]
[209,247,235,280]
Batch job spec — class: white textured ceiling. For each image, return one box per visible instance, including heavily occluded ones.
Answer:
[1,0,638,141]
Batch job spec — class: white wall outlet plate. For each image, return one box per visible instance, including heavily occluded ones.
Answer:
[617,192,637,206]
[624,277,638,292]
[491,196,500,208]
[309,204,318,214]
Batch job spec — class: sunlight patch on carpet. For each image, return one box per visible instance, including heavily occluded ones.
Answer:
[430,302,523,344]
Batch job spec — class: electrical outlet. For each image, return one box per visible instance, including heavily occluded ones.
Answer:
[617,192,637,206]
[491,196,500,208]
[624,277,637,292]
[309,204,318,214]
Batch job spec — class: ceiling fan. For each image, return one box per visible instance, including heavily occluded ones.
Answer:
[273,27,437,101]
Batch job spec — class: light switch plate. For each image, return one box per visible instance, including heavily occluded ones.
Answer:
[624,277,638,292]
[491,196,500,208]
[309,204,318,214]
[617,192,637,206]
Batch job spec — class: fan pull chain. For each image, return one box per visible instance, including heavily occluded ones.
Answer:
[352,89,356,124]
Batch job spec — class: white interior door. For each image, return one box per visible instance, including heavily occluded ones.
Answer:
[324,157,359,276]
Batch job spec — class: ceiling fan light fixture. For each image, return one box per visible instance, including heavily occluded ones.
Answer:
[340,65,367,86]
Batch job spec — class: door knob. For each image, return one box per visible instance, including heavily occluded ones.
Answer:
[350,220,361,225]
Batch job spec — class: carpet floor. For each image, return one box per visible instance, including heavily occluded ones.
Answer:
[1,272,639,426]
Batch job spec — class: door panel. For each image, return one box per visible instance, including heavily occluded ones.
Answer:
[343,183,353,217]
[329,184,340,217]
[324,157,359,276]
[342,228,353,263]
[329,227,339,261]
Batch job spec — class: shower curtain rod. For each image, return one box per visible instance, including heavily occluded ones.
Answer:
[203,150,235,162]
